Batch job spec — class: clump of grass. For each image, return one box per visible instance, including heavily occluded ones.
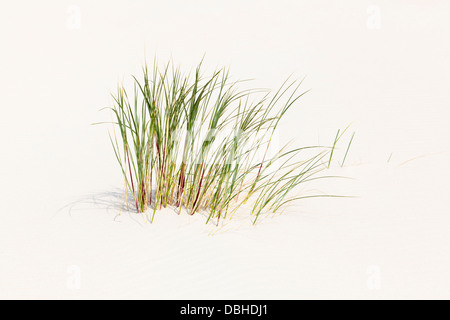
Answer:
[102,58,352,224]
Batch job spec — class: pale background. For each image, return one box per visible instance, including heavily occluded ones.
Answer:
[1,0,449,299]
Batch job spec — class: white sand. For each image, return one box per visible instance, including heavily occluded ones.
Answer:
[1,158,450,299]
[1,1,450,299]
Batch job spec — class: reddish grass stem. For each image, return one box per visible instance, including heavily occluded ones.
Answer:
[126,146,139,213]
